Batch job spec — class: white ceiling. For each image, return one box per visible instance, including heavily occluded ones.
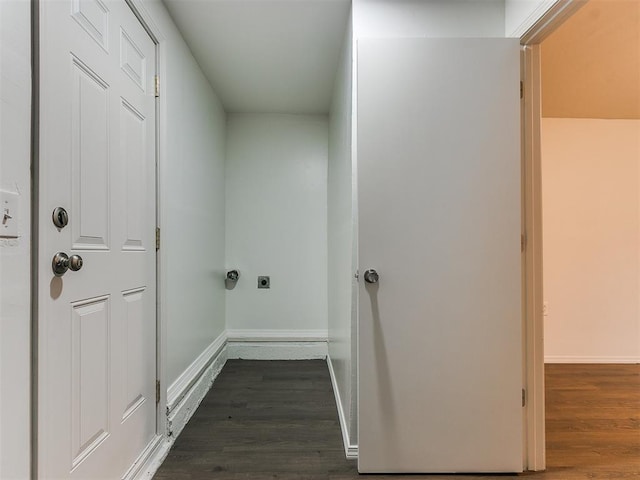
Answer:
[162,0,351,114]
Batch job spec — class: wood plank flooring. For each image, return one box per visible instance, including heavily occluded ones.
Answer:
[153,361,639,480]
[544,364,639,479]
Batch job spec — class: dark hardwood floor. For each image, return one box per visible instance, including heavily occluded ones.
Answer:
[153,361,639,480]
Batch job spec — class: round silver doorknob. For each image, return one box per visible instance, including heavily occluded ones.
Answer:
[69,254,83,271]
[364,269,379,284]
[52,252,83,276]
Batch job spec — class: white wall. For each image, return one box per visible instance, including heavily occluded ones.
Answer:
[136,0,227,389]
[0,0,31,477]
[542,118,640,362]
[327,12,357,450]
[225,114,328,334]
[353,0,505,38]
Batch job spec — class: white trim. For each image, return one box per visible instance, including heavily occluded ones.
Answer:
[226,329,328,342]
[168,344,228,438]
[227,341,328,360]
[226,329,329,360]
[345,442,358,458]
[125,0,163,43]
[508,0,560,38]
[520,1,587,472]
[545,356,640,364]
[127,0,170,445]
[130,344,227,479]
[123,435,166,480]
[129,437,171,480]
[326,355,358,459]
[167,331,227,413]
[519,0,587,44]
[522,43,546,473]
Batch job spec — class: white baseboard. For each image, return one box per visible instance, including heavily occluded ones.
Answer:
[168,344,228,438]
[226,329,328,342]
[167,332,227,412]
[125,435,170,480]
[227,341,327,360]
[133,338,228,479]
[226,329,328,360]
[326,355,358,459]
[545,355,640,364]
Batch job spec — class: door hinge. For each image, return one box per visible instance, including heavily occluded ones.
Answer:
[154,75,160,97]
[156,380,161,404]
[520,80,524,99]
[522,388,526,407]
[521,233,526,252]
[156,227,160,251]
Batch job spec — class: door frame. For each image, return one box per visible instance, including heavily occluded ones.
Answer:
[30,0,168,476]
[520,0,587,471]
[123,0,166,447]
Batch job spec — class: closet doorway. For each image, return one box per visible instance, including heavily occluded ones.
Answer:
[524,0,640,474]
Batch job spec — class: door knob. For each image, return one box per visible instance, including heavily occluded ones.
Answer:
[364,269,379,284]
[52,252,83,276]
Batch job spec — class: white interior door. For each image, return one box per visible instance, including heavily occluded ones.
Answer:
[357,38,523,473]
[38,0,157,477]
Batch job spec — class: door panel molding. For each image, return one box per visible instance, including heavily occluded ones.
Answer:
[36,0,158,477]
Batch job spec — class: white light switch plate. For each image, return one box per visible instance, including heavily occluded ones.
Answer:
[1,190,19,238]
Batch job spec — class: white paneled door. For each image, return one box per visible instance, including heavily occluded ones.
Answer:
[357,38,523,473]
[38,0,157,478]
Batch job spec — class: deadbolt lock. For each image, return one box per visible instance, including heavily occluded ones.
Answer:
[52,207,69,229]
